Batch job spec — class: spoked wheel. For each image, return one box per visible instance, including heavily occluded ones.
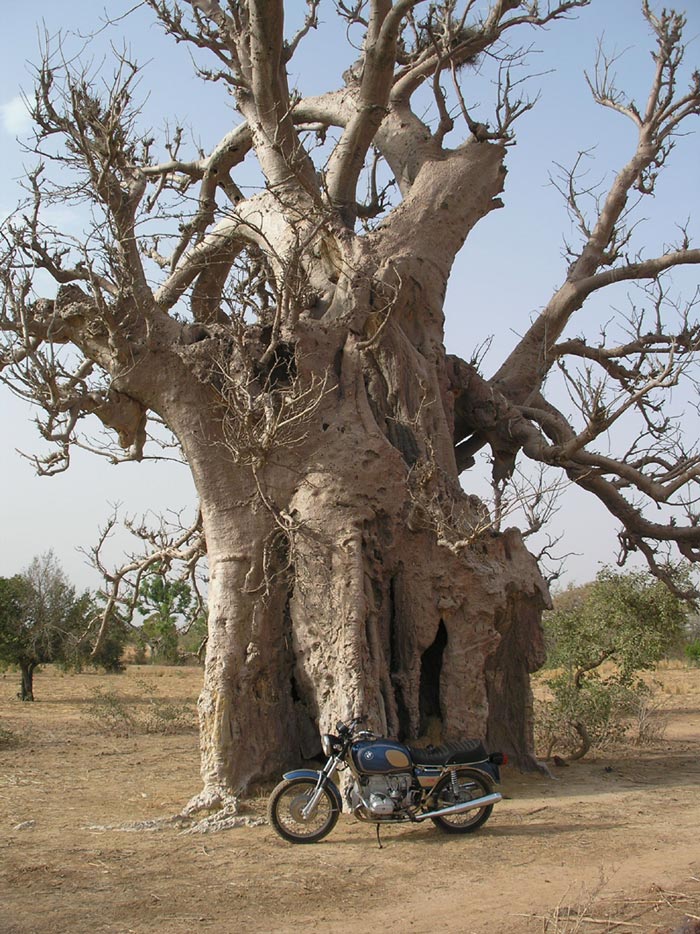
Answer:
[429,769,495,834]
[267,778,339,843]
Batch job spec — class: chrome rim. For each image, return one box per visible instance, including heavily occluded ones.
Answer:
[275,783,333,838]
[436,778,488,826]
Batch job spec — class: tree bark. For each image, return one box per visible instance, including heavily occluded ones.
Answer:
[485,539,550,769]
[157,253,550,805]
[19,661,36,702]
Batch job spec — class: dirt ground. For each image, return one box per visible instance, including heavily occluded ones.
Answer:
[1,664,699,934]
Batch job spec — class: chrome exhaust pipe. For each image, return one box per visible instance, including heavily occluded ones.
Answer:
[414,791,502,822]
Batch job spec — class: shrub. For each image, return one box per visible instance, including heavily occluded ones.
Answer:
[134,676,196,733]
[538,567,690,759]
[0,725,19,749]
[632,692,670,745]
[141,697,197,734]
[83,682,196,736]
[536,675,645,758]
[84,688,135,736]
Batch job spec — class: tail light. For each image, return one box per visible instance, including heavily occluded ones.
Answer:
[489,752,508,766]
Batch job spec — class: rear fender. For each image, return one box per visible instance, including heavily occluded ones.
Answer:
[281,769,343,812]
[480,762,501,784]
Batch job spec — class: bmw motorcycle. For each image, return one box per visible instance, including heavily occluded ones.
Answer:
[267,716,505,843]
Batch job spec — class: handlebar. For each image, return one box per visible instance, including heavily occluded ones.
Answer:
[335,715,369,737]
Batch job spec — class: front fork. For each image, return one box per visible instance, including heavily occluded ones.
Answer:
[301,755,341,820]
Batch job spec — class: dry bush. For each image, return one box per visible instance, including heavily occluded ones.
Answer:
[538,872,612,933]
[83,683,196,736]
[84,688,136,736]
[140,696,196,735]
[0,724,19,748]
[631,692,670,746]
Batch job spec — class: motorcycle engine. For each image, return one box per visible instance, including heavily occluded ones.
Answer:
[349,773,416,816]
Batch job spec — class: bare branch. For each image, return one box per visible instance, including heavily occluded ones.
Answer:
[325,1,423,225]
[494,5,700,401]
[284,0,321,60]
[86,507,206,657]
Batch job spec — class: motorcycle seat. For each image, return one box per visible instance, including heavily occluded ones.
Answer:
[407,739,488,767]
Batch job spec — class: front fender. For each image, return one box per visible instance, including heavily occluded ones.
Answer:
[282,769,343,812]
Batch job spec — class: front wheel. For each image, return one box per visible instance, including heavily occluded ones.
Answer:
[267,777,339,843]
[429,769,495,834]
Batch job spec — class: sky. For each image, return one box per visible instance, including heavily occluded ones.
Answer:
[1,0,699,593]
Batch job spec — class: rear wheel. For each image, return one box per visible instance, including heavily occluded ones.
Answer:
[267,778,339,843]
[429,769,494,834]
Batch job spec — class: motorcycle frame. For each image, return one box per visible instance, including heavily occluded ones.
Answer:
[344,760,499,824]
[283,747,500,826]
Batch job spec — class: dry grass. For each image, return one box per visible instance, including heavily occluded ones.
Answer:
[1,663,699,934]
[530,873,700,933]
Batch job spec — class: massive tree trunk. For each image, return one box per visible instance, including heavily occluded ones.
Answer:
[185,394,549,803]
[156,239,550,804]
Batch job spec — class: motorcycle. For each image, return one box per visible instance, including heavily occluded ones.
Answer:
[267,716,506,843]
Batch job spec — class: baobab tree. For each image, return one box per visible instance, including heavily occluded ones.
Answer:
[1,0,699,813]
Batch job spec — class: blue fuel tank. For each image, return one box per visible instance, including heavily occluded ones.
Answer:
[350,739,412,774]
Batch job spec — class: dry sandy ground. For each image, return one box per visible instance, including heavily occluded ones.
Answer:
[1,664,699,934]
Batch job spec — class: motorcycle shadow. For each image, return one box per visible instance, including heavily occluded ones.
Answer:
[332,817,619,846]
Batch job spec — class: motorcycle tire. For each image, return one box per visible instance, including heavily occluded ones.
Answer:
[429,768,495,834]
[267,777,339,844]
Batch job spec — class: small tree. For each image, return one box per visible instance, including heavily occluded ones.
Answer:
[81,598,128,673]
[136,569,194,664]
[178,612,208,664]
[539,567,690,758]
[0,552,93,700]
[685,640,700,667]
[0,575,33,697]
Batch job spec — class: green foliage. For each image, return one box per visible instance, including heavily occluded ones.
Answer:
[546,567,689,678]
[536,675,647,758]
[685,640,700,666]
[0,552,94,699]
[78,595,129,673]
[0,575,32,665]
[538,567,690,758]
[89,618,129,672]
[177,613,208,662]
[136,569,194,664]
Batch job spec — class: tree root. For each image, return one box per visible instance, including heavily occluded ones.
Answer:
[179,785,240,818]
[84,786,265,835]
[177,785,265,832]
[513,752,555,778]
[178,811,264,834]
[85,811,264,835]
[85,817,189,833]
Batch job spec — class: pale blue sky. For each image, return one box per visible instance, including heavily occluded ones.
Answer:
[1,0,699,591]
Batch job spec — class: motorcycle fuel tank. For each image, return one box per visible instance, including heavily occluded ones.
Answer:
[351,739,412,774]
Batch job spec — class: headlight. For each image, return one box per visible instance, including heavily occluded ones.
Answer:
[321,734,336,757]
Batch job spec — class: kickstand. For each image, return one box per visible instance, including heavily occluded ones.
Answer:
[375,823,383,849]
